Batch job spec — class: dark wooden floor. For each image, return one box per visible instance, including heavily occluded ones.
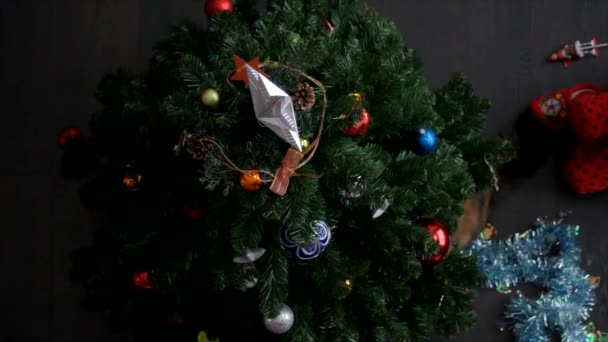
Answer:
[1,1,607,341]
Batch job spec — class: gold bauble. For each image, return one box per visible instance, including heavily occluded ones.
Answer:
[123,164,144,191]
[201,88,220,108]
[239,171,263,191]
[301,139,310,151]
[198,330,219,342]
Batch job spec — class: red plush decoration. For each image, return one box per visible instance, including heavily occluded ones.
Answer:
[530,83,608,194]
[563,140,608,194]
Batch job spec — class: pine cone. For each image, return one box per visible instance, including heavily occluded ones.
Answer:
[291,82,316,111]
[185,134,213,160]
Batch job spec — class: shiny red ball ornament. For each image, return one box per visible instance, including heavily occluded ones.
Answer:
[344,109,370,136]
[169,312,185,325]
[57,126,83,149]
[133,271,152,289]
[183,204,207,219]
[418,217,451,265]
[204,0,233,17]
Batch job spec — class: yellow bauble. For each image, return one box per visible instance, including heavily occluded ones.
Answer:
[301,139,310,151]
[239,171,263,191]
[201,88,220,108]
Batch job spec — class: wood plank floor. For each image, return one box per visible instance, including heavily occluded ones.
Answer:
[1,1,607,341]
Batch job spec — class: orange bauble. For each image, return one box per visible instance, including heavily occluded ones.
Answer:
[123,164,144,191]
[239,171,263,191]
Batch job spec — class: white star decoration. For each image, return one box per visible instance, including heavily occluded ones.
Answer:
[246,64,302,152]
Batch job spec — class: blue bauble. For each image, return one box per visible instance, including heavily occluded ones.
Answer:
[412,127,438,156]
[280,220,331,260]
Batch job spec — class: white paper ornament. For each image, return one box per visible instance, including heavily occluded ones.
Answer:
[246,65,302,152]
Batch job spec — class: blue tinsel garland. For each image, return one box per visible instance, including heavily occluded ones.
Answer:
[468,217,598,342]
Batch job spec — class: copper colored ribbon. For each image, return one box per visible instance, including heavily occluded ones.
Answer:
[269,148,305,196]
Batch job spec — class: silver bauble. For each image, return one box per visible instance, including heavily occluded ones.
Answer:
[263,304,294,334]
[243,276,258,289]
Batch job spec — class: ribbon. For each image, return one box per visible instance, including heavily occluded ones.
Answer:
[269,148,305,196]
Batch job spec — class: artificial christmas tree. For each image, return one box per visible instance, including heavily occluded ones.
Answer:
[65,0,512,341]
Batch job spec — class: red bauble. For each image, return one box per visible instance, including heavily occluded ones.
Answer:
[418,218,451,265]
[183,204,207,219]
[344,110,370,136]
[169,312,185,325]
[133,271,152,289]
[205,0,233,17]
[57,126,83,149]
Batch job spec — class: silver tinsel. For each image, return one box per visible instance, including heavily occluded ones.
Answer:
[468,217,596,342]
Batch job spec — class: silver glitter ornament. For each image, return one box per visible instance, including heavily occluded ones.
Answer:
[339,175,365,200]
[263,304,294,334]
[246,65,302,151]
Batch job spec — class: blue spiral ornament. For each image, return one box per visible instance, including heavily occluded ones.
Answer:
[412,127,438,156]
[280,220,331,260]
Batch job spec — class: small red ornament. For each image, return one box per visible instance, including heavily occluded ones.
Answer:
[57,126,83,149]
[546,37,608,68]
[326,19,334,32]
[183,204,207,219]
[169,312,185,325]
[205,0,233,17]
[418,218,451,265]
[344,109,370,136]
[133,271,152,289]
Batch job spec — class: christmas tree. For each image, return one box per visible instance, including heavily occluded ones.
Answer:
[63,0,513,341]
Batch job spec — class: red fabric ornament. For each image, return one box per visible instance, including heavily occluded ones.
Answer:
[344,109,370,136]
[133,271,152,289]
[564,140,608,194]
[530,83,608,194]
[183,204,207,219]
[57,126,83,149]
[568,92,608,142]
[530,83,602,133]
[418,218,451,265]
[204,0,233,17]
